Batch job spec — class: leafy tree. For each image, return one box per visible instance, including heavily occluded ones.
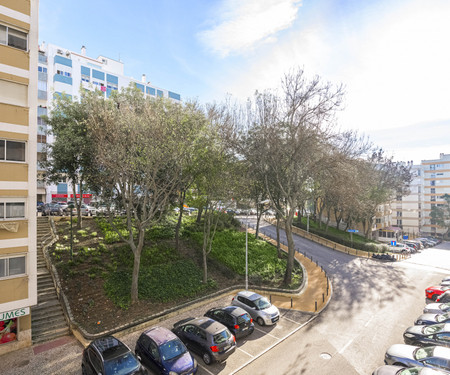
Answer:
[430,193,450,235]
[43,92,97,228]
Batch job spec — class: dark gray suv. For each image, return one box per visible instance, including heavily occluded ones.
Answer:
[172,317,236,365]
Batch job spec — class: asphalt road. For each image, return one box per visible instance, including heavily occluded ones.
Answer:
[234,218,450,374]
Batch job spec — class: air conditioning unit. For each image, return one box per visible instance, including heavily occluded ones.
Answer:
[57,49,63,55]
[65,51,70,57]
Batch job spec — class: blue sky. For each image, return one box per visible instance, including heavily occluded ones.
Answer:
[39,0,450,164]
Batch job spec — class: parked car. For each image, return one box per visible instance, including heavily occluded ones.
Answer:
[384,344,450,372]
[36,201,44,212]
[404,241,421,252]
[231,291,280,326]
[204,306,254,339]
[415,313,450,326]
[373,365,450,375]
[389,243,412,254]
[443,277,450,283]
[426,286,450,302]
[404,323,450,348]
[81,335,147,375]
[424,303,450,315]
[437,292,450,304]
[172,317,236,365]
[417,238,436,248]
[42,202,63,216]
[135,326,197,375]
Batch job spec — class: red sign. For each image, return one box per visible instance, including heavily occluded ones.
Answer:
[52,194,68,198]
[70,194,92,198]
[52,194,92,198]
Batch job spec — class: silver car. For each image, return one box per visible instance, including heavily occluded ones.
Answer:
[424,303,450,315]
[231,291,280,326]
[384,344,450,372]
[373,365,450,375]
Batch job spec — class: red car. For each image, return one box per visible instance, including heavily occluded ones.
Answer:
[426,285,450,301]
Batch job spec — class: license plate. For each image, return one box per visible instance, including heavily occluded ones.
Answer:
[224,344,230,351]
[242,326,248,330]
[272,316,279,322]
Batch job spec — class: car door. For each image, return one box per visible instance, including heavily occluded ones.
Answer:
[422,357,450,371]
[181,324,201,353]
[136,335,161,374]
[86,347,103,375]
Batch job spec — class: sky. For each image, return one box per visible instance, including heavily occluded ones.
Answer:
[39,0,450,164]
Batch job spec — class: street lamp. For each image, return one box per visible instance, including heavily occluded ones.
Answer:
[245,199,270,290]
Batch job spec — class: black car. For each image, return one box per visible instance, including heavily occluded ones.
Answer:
[172,317,236,365]
[415,313,450,326]
[404,323,450,348]
[135,326,197,375]
[438,292,450,304]
[204,306,254,339]
[42,202,63,216]
[82,336,147,375]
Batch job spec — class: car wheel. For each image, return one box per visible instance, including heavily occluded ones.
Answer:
[432,294,438,301]
[202,352,212,365]
[257,317,265,326]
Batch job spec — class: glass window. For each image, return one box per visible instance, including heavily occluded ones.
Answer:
[8,28,27,50]
[8,257,25,276]
[0,259,5,278]
[0,24,6,45]
[5,141,25,162]
[159,339,186,361]
[0,140,4,160]
[38,80,47,91]
[6,203,25,218]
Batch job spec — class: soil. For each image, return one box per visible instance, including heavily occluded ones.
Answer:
[49,217,247,334]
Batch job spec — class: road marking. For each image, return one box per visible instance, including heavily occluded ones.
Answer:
[364,315,374,327]
[281,316,302,325]
[197,363,215,375]
[339,337,354,354]
[230,314,318,374]
[253,326,279,339]
[237,347,254,358]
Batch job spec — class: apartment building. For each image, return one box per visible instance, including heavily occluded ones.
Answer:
[37,43,181,203]
[391,153,450,239]
[0,0,39,355]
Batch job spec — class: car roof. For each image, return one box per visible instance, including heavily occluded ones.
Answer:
[433,345,450,358]
[222,306,248,317]
[91,336,129,360]
[237,290,263,301]
[143,326,179,346]
[186,317,228,334]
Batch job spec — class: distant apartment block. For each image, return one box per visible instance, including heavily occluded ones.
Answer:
[37,43,181,202]
[0,0,39,355]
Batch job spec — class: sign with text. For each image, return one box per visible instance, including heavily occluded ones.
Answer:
[0,307,30,321]
[403,235,409,240]
[347,229,359,233]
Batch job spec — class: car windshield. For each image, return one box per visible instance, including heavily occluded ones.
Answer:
[237,313,251,324]
[254,297,271,310]
[436,313,450,322]
[159,339,187,361]
[400,368,421,375]
[414,346,434,360]
[213,329,231,344]
[423,324,444,335]
[104,352,140,375]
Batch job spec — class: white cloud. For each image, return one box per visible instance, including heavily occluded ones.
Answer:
[198,0,302,57]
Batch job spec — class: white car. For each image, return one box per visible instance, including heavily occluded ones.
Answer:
[389,244,412,254]
[424,303,450,315]
[231,291,280,326]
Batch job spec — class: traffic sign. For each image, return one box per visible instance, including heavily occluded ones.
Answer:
[347,229,359,233]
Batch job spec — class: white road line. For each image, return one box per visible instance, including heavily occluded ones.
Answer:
[339,337,354,354]
[230,315,318,375]
[197,363,215,375]
[237,347,254,358]
[364,315,374,327]
[253,326,279,339]
[281,316,302,325]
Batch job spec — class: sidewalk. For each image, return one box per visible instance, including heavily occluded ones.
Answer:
[248,228,332,313]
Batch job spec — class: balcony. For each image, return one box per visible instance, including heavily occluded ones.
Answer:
[38,90,47,100]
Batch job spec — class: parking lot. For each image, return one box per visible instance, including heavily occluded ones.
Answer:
[115,294,314,375]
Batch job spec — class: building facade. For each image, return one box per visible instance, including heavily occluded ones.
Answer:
[390,153,450,239]
[37,43,181,203]
[0,0,39,355]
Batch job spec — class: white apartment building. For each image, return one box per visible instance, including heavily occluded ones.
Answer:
[37,43,181,203]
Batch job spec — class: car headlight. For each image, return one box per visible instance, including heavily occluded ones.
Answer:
[169,372,179,375]
[426,290,432,293]
[193,358,197,368]
[404,333,415,338]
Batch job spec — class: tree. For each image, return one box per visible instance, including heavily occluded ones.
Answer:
[86,87,201,304]
[43,92,97,228]
[241,69,345,285]
[430,193,450,235]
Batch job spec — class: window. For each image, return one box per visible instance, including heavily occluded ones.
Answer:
[38,66,48,73]
[431,196,436,202]
[0,256,26,278]
[0,202,25,219]
[81,74,90,83]
[431,188,436,194]
[0,140,25,162]
[0,24,27,51]
[430,164,436,170]
[431,180,436,186]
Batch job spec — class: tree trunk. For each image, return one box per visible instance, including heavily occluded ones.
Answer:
[283,211,295,285]
[276,213,282,258]
[72,181,82,229]
[255,210,262,239]
[175,190,185,251]
[196,206,203,223]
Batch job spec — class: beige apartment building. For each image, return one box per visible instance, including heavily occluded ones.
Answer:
[0,0,39,355]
